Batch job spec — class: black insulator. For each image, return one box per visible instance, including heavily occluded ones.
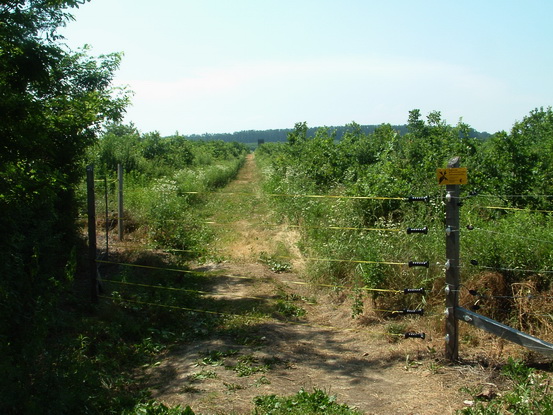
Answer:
[407,226,428,235]
[404,332,426,339]
[407,196,430,203]
[468,289,478,296]
[408,261,430,268]
[470,259,479,266]
[466,225,475,230]
[401,309,424,316]
[403,288,426,295]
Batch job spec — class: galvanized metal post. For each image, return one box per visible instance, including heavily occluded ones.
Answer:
[439,159,553,358]
[86,165,98,302]
[104,176,109,258]
[445,157,461,361]
[117,164,124,241]
[456,307,553,356]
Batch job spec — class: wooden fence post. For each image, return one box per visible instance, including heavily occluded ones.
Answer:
[86,165,98,302]
[117,163,124,241]
[445,157,461,361]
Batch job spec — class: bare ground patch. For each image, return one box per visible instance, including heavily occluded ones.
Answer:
[143,259,499,414]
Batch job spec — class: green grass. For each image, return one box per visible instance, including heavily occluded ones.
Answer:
[259,252,292,273]
[198,349,239,367]
[458,359,553,415]
[253,389,363,415]
[122,401,196,414]
[187,370,218,382]
[122,389,364,414]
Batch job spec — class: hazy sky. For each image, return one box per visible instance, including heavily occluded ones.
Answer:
[61,0,553,136]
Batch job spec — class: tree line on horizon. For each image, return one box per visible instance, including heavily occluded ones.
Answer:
[184,123,491,144]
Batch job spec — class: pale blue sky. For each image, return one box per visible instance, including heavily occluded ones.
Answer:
[61,0,553,136]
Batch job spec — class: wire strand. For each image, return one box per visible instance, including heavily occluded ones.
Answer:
[99,295,406,337]
[114,219,405,234]
[275,255,406,266]
[278,279,403,293]
[462,285,553,301]
[97,259,202,274]
[472,265,553,275]
[103,278,281,302]
[181,190,405,201]
[98,255,410,271]
[477,205,553,214]
[467,227,553,245]
[471,194,553,199]
[98,259,413,294]
[205,221,403,233]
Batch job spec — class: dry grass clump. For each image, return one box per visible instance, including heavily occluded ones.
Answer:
[510,280,553,342]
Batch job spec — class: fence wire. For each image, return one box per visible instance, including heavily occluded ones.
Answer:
[180,190,406,201]
[98,294,409,338]
[87,171,553,349]
[97,259,420,295]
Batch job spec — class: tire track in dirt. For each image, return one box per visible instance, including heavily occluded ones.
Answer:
[146,153,491,414]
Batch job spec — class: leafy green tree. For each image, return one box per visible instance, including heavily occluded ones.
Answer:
[142,130,167,160]
[407,108,427,138]
[94,122,144,175]
[471,107,553,208]
[339,121,377,169]
[513,107,553,205]
[0,1,128,412]
[303,127,345,188]
[287,121,309,145]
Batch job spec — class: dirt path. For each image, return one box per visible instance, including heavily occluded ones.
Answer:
[146,154,494,414]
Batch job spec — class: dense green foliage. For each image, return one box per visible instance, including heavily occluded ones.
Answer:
[90,123,247,178]
[256,109,553,313]
[91,124,249,252]
[0,1,128,413]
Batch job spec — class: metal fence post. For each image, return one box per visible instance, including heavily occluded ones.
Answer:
[117,164,124,241]
[445,157,461,361]
[86,165,98,302]
[104,176,109,258]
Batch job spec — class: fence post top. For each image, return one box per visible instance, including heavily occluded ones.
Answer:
[448,157,461,168]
